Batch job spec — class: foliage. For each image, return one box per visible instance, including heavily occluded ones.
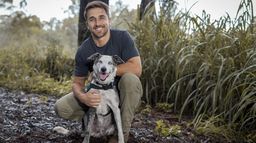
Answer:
[246,131,256,143]
[155,119,170,137]
[141,104,152,114]
[194,115,242,142]
[169,124,182,136]
[110,0,137,30]
[0,0,26,10]
[154,119,182,137]
[0,11,76,96]
[155,102,173,112]
[130,0,256,140]
[0,46,72,96]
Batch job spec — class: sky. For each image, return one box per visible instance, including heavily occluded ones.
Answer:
[177,0,250,19]
[8,0,256,21]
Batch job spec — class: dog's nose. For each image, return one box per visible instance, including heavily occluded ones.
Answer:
[101,67,106,73]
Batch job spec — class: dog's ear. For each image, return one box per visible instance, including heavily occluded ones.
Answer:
[87,53,101,63]
[112,55,124,65]
[87,53,101,72]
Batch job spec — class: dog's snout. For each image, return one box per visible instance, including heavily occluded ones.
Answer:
[101,67,107,73]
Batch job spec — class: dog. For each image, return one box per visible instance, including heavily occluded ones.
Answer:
[82,53,125,143]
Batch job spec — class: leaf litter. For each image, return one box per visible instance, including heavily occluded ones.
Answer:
[0,87,214,143]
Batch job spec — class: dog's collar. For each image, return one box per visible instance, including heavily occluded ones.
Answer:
[88,82,114,91]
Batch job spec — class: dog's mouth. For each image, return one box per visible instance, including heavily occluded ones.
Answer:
[99,72,109,81]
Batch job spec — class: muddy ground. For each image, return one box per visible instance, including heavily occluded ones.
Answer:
[0,87,216,143]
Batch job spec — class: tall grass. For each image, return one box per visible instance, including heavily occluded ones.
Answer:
[131,0,256,137]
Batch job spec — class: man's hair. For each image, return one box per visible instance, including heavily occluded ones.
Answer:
[84,1,109,20]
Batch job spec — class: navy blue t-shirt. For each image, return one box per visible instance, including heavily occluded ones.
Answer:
[74,29,139,77]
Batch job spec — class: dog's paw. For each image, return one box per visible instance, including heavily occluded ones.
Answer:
[53,126,70,135]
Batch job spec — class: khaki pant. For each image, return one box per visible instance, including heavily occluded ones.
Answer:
[54,73,143,142]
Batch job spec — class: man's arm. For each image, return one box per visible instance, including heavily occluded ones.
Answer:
[116,56,142,77]
[72,76,101,108]
[72,76,87,99]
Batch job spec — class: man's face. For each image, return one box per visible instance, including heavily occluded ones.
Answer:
[86,7,110,39]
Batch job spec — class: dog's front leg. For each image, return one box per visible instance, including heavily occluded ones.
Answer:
[82,108,96,143]
[111,106,124,143]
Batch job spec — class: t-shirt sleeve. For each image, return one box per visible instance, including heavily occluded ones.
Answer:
[74,49,88,77]
[121,31,140,62]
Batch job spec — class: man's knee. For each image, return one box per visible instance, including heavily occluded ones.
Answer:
[118,73,143,94]
[55,98,74,119]
[54,92,85,121]
[118,72,143,118]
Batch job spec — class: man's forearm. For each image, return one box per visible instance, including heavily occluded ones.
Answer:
[72,83,84,100]
[116,56,142,77]
[117,62,142,77]
[72,76,87,101]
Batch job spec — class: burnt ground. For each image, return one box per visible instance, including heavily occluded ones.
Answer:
[0,87,215,143]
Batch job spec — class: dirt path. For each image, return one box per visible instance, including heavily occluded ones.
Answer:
[0,87,211,143]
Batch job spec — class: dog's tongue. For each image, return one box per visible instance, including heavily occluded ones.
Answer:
[99,73,109,81]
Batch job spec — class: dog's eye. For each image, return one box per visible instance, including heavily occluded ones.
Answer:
[108,61,113,65]
[98,60,103,64]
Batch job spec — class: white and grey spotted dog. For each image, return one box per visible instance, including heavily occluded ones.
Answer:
[82,53,125,143]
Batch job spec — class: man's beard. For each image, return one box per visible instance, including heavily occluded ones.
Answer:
[92,25,109,39]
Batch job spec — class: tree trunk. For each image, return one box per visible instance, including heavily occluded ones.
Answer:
[78,0,109,47]
[139,0,154,20]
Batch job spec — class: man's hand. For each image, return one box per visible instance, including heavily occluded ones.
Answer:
[80,89,101,108]
[72,76,101,108]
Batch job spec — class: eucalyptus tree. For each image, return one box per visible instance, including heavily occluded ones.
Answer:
[0,0,26,9]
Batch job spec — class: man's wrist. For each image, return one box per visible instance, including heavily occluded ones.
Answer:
[73,89,84,100]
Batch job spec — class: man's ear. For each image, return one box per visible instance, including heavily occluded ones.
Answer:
[86,22,89,29]
[109,18,111,27]
[86,21,89,29]
[112,55,124,65]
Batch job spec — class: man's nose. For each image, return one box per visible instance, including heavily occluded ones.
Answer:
[95,18,102,26]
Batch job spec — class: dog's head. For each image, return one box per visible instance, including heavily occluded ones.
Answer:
[87,53,124,85]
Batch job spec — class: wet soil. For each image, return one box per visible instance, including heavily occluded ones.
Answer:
[0,87,212,143]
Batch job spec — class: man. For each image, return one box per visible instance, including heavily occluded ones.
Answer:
[54,1,143,143]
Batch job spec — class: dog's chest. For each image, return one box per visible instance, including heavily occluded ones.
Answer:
[96,89,119,114]
[90,89,119,136]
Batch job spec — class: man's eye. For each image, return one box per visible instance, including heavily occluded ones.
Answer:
[89,18,95,22]
[99,15,106,20]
